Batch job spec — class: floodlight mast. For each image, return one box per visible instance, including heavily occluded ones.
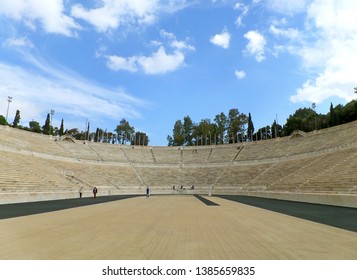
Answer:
[354,87,357,119]
[312,102,317,130]
[50,109,55,136]
[6,96,12,123]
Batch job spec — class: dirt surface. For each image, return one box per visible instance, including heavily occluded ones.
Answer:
[0,195,356,260]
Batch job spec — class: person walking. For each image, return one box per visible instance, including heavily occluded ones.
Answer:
[93,187,98,198]
[146,186,150,198]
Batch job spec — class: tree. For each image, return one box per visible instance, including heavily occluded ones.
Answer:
[75,131,87,140]
[94,128,113,143]
[328,103,336,127]
[115,118,134,144]
[94,128,100,142]
[283,108,316,135]
[183,115,194,146]
[86,122,90,141]
[271,120,283,138]
[66,128,79,138]
[59,119,65,136]
[214,112,228,144]
[227,108,247,143]
[105,131,115,143]
[131,131,149,146]
[42,113,51,135]
[333,104,344,125]
[101,129,117,144]
[12,110,21,128]
[341,100,357,123]
[29,120,42,133]
[247,113,254,141]
[167,135,174,146]
[254,125,271,140]
[0,115,7,126]
[195,118,214,145]
[170,120,184,146]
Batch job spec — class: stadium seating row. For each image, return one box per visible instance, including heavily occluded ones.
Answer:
[1,122,357,206]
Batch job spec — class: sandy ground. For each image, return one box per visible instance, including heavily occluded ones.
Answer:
[0,195,356,260]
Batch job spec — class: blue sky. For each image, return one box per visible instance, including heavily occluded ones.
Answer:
[0,0,356,146]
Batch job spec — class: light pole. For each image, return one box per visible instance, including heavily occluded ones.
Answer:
[6,96,12,123]
[354,87,357,120]
[50,109,55,135]
[312,102,317,130]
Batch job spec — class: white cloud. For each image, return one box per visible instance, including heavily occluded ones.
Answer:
[160,29,176,40]
[244,30,266,62]
[210,28,231,49]
[269,25,300,40]
[0,0,195,81]
[0,56,145,129]
[307,0,357,35]
[71,0,156,32]
[234,3,249,27]
[107,46,185,75]
[158,0,194,13]
[106,56,139,72]
[95,44,108,58]
[290,0,357,104]
[0,0,80,36]
[138,47,185,75]
[235,17,243,28]
[170,40,195,51]
[160,29,195,51]
[3,37,34,49]
[266,0,308,15]
[150,40,162,47]
[71,0,191,33]
[106,30,194,75]
[268,18,301,57]
[235,70,246,79]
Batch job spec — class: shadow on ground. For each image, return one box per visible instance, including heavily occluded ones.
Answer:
[1,194,356,233]
[0,195,141,220]
[194,194,220,206]
[216,195,357,232]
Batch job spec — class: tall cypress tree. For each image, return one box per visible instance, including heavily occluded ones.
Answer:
[329,103,336,127]
[42,113,51,135]
[247,113,254,141]
[59,118,64,136]
[86,122,90,141]
[12,110,21,128]
[95,128,100,142]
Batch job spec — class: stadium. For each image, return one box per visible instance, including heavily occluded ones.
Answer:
[0,122,356,259]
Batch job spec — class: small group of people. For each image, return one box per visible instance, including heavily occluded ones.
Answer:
[80,186,152,199]
[172,185,195,190]
[79,186,98,198]
[80,184,196,199]
[78,186,156,199]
